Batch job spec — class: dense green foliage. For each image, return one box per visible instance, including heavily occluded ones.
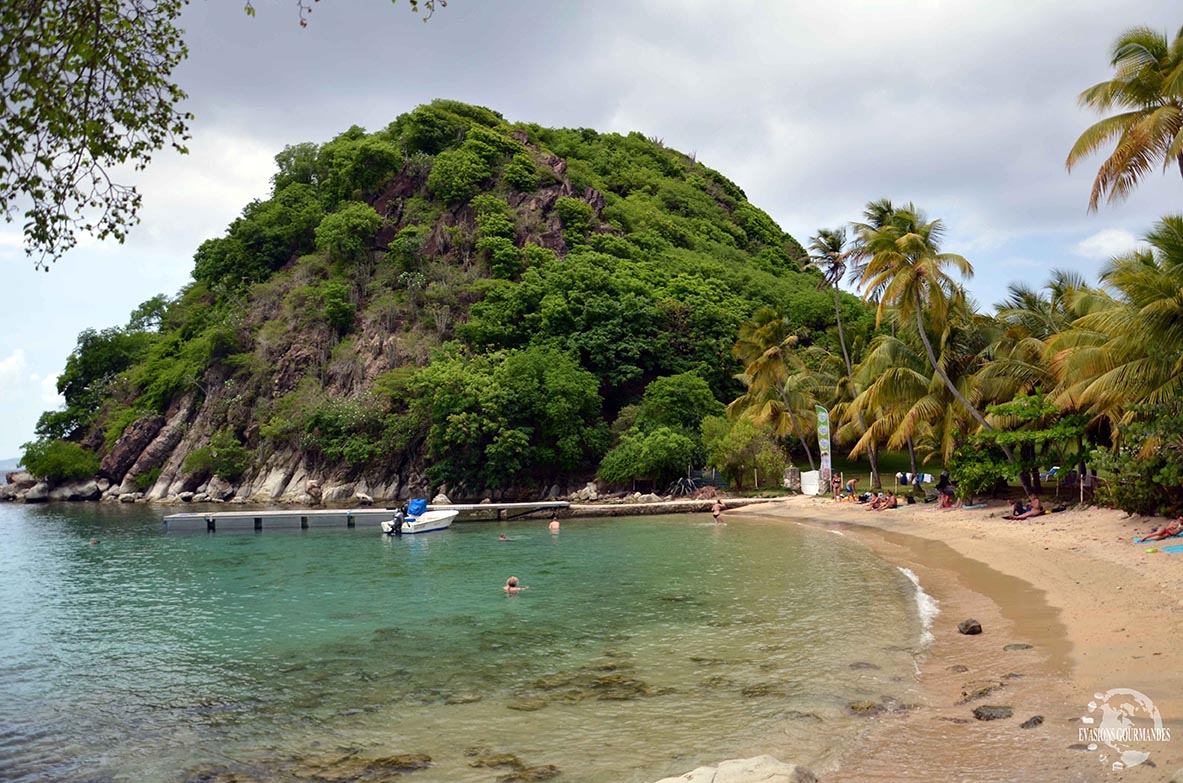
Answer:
[1,0,190,268]
[702,415,788,490]
[21,99,863,494]
[597,372,724,488]
[183,432,250,482]
[25,87,1183,510]
[20,439,101,483]
[1092,404,1183,516]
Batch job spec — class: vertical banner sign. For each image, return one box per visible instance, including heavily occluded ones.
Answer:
[815,405,832,496]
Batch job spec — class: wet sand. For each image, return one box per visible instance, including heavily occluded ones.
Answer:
[744,496,1183,782]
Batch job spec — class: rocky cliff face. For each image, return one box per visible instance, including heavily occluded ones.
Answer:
[11,102,818,507]
[11,143,606,505]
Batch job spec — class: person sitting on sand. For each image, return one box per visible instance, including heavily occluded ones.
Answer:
[1007,495,1044,520]
[870,490,898,511]
[504,576,528,593]
[1141,518,1183,541]
[866,492,884,510]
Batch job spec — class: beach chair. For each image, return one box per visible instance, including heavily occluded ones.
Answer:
[1039,466,1059,481]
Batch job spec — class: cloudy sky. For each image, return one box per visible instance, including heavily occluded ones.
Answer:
[1,0,1179,459]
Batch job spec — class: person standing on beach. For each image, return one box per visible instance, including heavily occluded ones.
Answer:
[711,500,724,523]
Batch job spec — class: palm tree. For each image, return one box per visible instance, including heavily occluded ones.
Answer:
[853,203,999,440]
[1053,215,1183,418]
[1066,24,1183,210]
[731,307,819,468]
[809,227,883,487]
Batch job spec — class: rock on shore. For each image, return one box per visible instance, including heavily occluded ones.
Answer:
[651,755,816,783]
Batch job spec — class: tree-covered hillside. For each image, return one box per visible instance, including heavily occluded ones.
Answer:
[25,100,868,501]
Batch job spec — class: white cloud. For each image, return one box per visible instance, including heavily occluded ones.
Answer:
[1074,229,1143,260]
[33,373,64,407]
[0,349,29,395]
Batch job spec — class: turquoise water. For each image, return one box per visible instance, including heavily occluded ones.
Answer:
[0,504,925,782]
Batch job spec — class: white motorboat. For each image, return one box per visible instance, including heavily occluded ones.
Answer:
[380,498,459,535]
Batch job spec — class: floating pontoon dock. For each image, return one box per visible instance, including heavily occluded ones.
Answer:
[162,501,569,532]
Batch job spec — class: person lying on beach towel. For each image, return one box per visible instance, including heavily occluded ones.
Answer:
[1138,518,1183,542]
[1003,495,1044,520]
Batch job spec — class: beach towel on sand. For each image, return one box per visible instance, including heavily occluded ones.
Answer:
[1133,531,1183,544]
[1161,543,1183,554]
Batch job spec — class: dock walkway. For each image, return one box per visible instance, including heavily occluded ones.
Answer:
[162,501,569,531]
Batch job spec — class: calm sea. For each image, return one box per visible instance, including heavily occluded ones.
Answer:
[0,503,927,782]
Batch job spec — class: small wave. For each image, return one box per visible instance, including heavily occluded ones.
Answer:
[897,567,939,647]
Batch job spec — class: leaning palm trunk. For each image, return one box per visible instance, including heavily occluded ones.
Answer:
[833,285,882,487]
[912,303,1030,492]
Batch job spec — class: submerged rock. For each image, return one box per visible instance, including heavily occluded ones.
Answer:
[846,700,885,716]
[740,683,784,698]
[506,698,548,711]
[947,664,970,673]
[444,692,483,704]
[369,754,433,772]
[849,661,881,670]
[1003,643,1033,651]
[778,710,823,723]
[527,663,664,703]
[1020,715,1045,729]
[958,679,1005,704]
[468,751,525,768]
[957,618,983,635]
[972,705,1014,721]
[497,765,561,782]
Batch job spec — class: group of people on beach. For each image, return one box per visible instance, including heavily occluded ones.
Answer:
[1004,495,1046,520]
[837,478,899,510]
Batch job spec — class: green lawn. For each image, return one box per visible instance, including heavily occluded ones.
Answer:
[826,451,938,490]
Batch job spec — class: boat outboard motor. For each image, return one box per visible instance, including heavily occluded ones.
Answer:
[381,509,406,536]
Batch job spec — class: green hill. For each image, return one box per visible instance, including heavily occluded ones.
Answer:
[27,100,868,502]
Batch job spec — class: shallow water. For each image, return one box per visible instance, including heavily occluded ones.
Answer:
[0,504,926,782]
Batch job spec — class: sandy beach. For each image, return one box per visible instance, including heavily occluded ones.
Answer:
[741,495,1183,782]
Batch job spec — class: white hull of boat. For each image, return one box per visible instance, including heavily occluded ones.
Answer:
[382,509,459,535]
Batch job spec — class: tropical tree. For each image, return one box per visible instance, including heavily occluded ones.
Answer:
[852,204,997,437]
[0,0,441,268]
[810,227,882,486]
[982,270,1097,480]
[730,307,821,469]
[1051,215,1183,422]
[1067,23,1183,210]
